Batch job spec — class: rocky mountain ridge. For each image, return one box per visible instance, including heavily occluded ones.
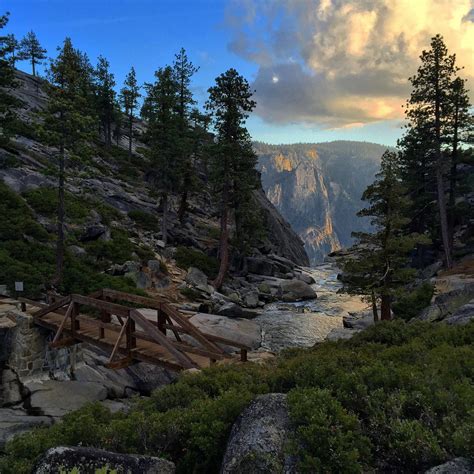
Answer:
[255,141,392,264]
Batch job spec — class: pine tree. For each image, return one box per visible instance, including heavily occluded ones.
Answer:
[39,38,97,286]
[141,66,180,246]
[206,68,257,289]
[5,34,18,66]
[172,48,199,221]
[339,151,430,321]
[18,30,47,76]
[0,12,19,146]
[119,66,141,156]
[405,35,458,268]
[94,55,116,147]
[446,76,472,245]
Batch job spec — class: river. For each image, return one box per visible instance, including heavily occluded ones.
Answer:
[254,262,366,352]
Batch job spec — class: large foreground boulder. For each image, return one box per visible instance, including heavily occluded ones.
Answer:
[278,280,316,302]
[424,457,474,473]
[221,393,294,474]
[33,446,175,474]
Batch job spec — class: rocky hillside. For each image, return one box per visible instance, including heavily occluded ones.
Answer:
[255,141,391,264]
[0,70,308,301]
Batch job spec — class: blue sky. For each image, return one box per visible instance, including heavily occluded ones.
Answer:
[3,1,472,146]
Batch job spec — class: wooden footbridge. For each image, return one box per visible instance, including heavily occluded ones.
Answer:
[28,289,249,371]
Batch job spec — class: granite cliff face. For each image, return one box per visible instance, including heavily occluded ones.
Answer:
[255,141,390,264]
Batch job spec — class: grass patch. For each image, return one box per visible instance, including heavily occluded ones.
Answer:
[1,321,473,473]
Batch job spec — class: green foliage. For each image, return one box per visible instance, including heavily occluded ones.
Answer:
[2,321,474,474]
[85,229,135,265]
[393,282,435,320]
[180,286,203,301]
[23,186,122,225]
[128,209,159,231]
[288,388,371,473]
[175,246,219,278]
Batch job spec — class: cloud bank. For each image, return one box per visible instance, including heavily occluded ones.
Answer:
[227,0,474,128]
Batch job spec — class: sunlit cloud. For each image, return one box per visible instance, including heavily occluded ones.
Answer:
[227,0,474,128]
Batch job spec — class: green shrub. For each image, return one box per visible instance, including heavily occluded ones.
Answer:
[23,187,92,222]
[2,322,474,473]
[128,209,159,231]
[288,388,371,473]
[180,287,203,301]
[393,282,435,320]
[85,229,135,265]
[175,246,219,278]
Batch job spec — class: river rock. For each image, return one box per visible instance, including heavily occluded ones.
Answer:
[26,380,108,418]
[296,272,316,285]
[424,457,474,473]
[217,302,257,319]
[278,279,317,302]
[0,407,53,450]
[33,446,175,474]
[444,299,474,325]
[221,393,294,474]
[188,313,261,351]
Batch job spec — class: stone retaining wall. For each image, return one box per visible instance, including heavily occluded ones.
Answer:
[4,310,82,381]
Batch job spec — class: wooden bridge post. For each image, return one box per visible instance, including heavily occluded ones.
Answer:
[126,311,136,351]
[157,304,166,335]
[71,301,80,337]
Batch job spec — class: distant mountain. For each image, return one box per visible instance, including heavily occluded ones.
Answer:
[255,141,391,264]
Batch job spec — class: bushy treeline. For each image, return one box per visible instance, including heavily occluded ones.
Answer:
[1,320,473,473]
[339,35,473,320]
[0,11,262,294]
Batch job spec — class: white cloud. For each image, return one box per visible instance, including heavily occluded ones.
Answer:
[227,0,474,128]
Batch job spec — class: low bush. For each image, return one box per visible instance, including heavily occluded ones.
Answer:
[175,246,219,278]
[393,282,435,320]
[128,209,159,231]
[1,321,473,473]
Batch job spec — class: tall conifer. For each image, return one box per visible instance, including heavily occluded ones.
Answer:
[40,38,97,286]
[206,68,257,289]
[119,66,141,156]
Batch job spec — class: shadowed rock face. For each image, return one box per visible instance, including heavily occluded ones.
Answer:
[256,141,389,264]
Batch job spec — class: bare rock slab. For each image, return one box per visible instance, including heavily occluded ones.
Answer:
[189,313,261,352]
[0,407,52,450]
[33,446,175,474]
[221,393,294,474]
[26,380,108,418]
